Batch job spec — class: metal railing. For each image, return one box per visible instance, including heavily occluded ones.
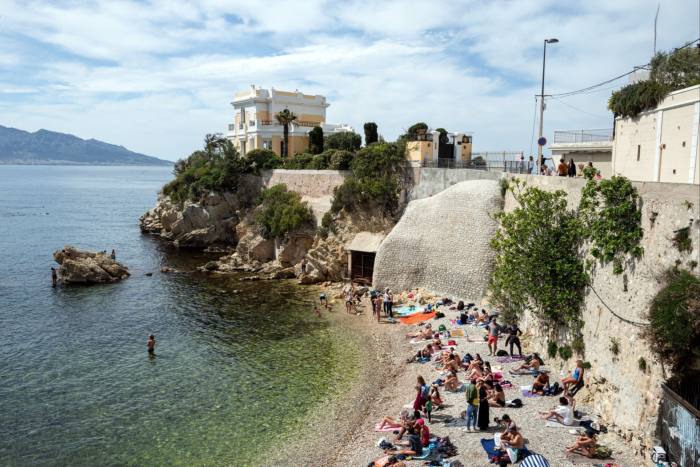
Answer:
[421,158,532,174]
[553,129,613,144]
[659,382,699,466]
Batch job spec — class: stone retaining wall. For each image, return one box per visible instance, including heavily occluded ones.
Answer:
[503,174,700,454]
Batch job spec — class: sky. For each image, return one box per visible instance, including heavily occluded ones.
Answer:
[0,0,698,161]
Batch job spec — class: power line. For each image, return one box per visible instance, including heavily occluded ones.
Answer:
[589,285,649,327]
[548,96,611,119]
[549,37,700,98]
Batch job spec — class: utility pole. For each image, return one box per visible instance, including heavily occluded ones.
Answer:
[537,38,559,174]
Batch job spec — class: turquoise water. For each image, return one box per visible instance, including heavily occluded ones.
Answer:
[0,166,357,466]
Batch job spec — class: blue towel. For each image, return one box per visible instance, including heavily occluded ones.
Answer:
[412,447,431,460]
[480,438,500,458]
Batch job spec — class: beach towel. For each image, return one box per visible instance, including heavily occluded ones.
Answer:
[521,386,539,397]
[394,305,425,317]
[480,439,500,459]
[449,329,465,337]
[411,447,432,460]
[496,355,525,363]
[399,312,436,325]
[545,421,573,428]
[374,422,399,432]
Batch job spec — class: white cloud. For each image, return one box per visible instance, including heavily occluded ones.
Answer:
[0,0,697,160]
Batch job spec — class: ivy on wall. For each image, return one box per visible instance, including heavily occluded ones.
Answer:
[579,176,644,274]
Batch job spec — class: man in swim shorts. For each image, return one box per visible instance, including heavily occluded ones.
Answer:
[487,318,499,356]
[147,334,156,354]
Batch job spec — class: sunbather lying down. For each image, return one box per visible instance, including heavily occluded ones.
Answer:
[371,454,406,467]
[406,324,432,340]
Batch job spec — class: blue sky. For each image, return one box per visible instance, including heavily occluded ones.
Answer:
[0,0,697,161]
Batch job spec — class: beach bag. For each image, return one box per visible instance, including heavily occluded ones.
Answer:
[462,353,473,364]
[435,312,445,319]
[507,398,523,408]
[438,324,447,332]
[496,350,508,356]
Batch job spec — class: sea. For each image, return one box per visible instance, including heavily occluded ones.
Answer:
[0,165,358,466]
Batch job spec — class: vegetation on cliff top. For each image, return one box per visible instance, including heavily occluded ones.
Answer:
[608,46,699,118]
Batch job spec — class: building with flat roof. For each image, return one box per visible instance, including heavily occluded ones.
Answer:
[405,128,473,167]
[611,84,699,184]
[227,85,353,156]
[549,129,614,177]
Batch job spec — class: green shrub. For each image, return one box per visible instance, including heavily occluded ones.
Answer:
[318,211,336,238]
[609,338,620,356]
[283,153,315,169]
[638,357,647,372]
[244,149,282,174]
[324,132,361,151]
[472,156,487,167]
[672,226,693,253]
[327,149,354,170]
[363,122,378,145]
[608,47,699,118]
[579,176,644,274]
[489,182,588,327]
[571,335,585,355]
[330,142,405,216]
[644,268,700,372]
[582,361,592,370]
[256,184,314,239]
[163,135,244,204]
[558,345,573,361]
[547,341,558,359]
[406,122,428,140]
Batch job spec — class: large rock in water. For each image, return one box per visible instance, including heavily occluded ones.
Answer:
[373,180,502,301]
[53,246,130,284]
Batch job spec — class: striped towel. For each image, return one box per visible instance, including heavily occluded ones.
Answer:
[520,453,550,467]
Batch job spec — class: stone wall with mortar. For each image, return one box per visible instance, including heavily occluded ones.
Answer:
[260,169,350,224]
[502,174,700,454]
[407,167,502,201]
[373,180,502,301]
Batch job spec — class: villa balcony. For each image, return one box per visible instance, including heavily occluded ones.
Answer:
[553,129,613,144]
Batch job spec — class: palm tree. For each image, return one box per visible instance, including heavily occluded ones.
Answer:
[274,109,298,158]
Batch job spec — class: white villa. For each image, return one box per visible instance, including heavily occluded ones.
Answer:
[227,85,353,156]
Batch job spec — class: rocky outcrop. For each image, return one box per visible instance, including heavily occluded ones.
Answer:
[373,180,502,300]
[139,193,240,248]
[53,246,130,284]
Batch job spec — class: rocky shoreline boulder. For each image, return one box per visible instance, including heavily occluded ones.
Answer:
[53,246,130,284]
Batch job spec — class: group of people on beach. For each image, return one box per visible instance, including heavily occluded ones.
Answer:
[366,296,605,466]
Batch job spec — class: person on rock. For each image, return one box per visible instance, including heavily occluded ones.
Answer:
[110,249,116,260]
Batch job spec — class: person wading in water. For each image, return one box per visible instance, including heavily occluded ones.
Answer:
[51,267,57,287]
[147,334,156,355]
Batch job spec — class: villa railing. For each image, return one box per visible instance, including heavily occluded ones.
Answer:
[553,129,613,144]
[257,120,321,128]
[421,156,530,173]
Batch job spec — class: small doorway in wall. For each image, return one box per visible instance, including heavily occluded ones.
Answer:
[438,134,455,168]
[350,251,375,284]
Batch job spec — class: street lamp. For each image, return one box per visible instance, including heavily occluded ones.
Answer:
[537,38,559,174]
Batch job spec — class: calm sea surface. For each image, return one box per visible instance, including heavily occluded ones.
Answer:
[0,165,357,466]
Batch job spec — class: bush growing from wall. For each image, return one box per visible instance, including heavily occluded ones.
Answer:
[644,268,700,373]
[579,176,644,274]
[328,149,354,170]
[489,181,588,328]
[256,184,314,239]
[283,153,315,169]
[324,132,362,151]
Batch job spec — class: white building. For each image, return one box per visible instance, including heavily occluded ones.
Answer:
[227,85,353,156]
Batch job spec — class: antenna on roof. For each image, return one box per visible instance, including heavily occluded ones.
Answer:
[653,2,660,55]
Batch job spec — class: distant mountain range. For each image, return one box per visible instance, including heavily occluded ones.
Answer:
[0,125,172,166]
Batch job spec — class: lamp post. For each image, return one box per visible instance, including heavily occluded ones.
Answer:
[537,38,559,174]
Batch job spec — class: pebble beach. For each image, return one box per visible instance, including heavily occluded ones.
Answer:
[278,288,650,467]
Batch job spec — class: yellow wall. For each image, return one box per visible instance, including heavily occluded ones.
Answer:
[406,140,433,162]
[298,114,324,124]
[257,110,271,123]
[288,135,309,155]
[272,136,282,155]
[460,142,472,161]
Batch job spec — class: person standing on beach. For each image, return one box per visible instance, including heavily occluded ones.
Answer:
[51,267,57,287]
[487,318,500,356]
[464,378,479,431]
[147,334,156,354]
[110,249,116,260]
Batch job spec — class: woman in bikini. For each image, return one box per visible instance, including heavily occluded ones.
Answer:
[562,360,585,392]
[488,383,506,407]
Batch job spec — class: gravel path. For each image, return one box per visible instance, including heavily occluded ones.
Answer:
[320,298,648,467]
